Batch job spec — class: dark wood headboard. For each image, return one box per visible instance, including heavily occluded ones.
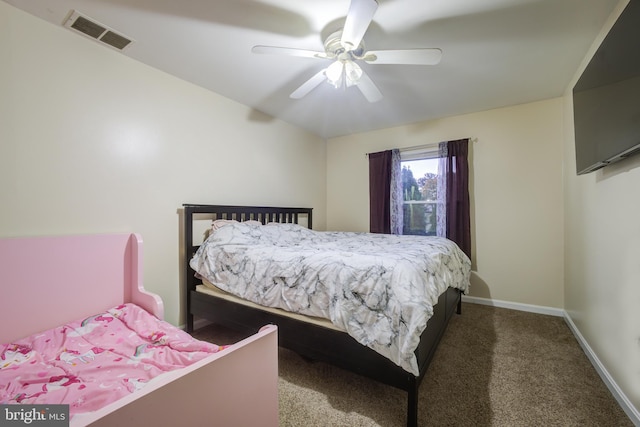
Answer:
[182,204,313,327]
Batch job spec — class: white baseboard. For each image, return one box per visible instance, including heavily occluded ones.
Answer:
[461,295,565,317]
[463,295,639,426]
[563,314,640,426]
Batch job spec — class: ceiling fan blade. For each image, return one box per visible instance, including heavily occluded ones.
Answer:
[341,0,378,51]
[363,48,443,65]
[252,45,330,59]
[355,69,383,103]
[290,70,328,99]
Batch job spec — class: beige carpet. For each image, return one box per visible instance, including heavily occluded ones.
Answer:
[192,303,633,426]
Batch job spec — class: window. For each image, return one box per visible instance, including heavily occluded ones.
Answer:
[401,148,440,236]
[369,140,470,255]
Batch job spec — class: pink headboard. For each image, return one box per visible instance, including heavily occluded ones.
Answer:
[0,233,163,343]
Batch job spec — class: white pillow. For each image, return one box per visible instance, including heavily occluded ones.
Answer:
[211,219,238,231]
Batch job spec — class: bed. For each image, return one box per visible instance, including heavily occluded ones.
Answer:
[183,204,471,427]
[0,232,279,427]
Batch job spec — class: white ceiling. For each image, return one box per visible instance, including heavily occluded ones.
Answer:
[5,0,620,139]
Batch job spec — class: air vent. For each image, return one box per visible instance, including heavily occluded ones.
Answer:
[63,10,133,51]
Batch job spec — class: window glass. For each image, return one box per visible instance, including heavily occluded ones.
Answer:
[401,158,439,236]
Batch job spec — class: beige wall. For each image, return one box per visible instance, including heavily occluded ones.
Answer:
[327,98,565,309]
[562,0,640,412]
[0,2,326,326]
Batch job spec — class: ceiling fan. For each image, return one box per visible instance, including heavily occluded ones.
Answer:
[251,0,442,103]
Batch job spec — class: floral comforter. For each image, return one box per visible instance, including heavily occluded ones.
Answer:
[190,222,471,375]
[0,304,223,418]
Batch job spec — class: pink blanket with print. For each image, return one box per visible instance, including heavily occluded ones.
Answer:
[0,304,223,417]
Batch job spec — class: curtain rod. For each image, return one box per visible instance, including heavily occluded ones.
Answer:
[399,141,439,153]
[401,137,477,152]
[365,137,477,157]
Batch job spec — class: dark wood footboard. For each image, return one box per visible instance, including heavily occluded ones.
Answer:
[182,203,461,427]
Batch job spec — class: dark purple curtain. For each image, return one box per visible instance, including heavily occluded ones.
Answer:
[368,150,392,233]
[443,139,471,258]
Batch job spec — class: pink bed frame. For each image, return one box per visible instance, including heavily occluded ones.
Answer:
[0,233,279,427]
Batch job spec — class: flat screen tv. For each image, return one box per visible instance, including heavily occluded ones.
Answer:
[573,0,640,175]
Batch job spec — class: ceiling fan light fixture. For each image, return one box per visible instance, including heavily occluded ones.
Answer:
[325,60,345,88]
[345,61,363,85]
